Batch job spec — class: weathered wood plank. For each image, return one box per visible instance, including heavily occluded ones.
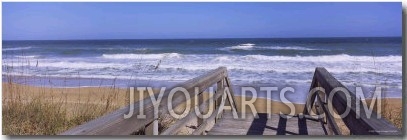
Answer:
[61,67,228,135]
[316,93,341,135]
[313,67,401,135]
[160,87,224,135]
[303,74,318,115]
[207,112,325,135]
[191,103,222,135]
[225,77,238,112]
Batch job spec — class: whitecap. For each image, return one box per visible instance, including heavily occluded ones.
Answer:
[257,46,320,51]
[3,46,33,51]
[222,43,256,50]
[102,53,182,60]
[15,55,40,59]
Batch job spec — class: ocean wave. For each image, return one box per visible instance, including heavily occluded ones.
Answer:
[2,72,191,82]
[102,53,182,60]
[3,46,33,51]
[158,64,402,74]
[243,54,401,62]
[15,55,40,59]
[3,53,401,89]
[222,43,256,50]
[220,44,320,51]
[257,46,320,50]
[240,43,255,46]
[3,61,132,69]
[4,54,401,71]
[97,47,149,51]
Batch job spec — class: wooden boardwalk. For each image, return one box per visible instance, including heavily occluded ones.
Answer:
[61,67,401,136]
[208,112,326,135]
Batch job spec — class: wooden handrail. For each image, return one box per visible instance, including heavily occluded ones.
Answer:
[303,67,401,135]
[60,67,237,135]
[315,93,341,135]
[162,75,238,135]
[160,87,224,135]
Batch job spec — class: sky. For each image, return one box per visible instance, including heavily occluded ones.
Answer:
[2,2,402,40]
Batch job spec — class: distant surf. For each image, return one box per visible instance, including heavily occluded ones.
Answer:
[102,53,182,60]
[3,46,33,51]
[2,37,402,103]
[220,43,321,51]
[222,43,256,50]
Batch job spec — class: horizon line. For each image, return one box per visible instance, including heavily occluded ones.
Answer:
[2,36,402,42]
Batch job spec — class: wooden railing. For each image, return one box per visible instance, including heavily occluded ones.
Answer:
[60,67,238,135]
[61,66,401,135]
[303,67,401,135]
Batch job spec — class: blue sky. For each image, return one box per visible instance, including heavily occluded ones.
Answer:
[3,2,401,40]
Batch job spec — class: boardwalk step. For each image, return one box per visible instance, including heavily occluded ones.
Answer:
[207,112,326,135]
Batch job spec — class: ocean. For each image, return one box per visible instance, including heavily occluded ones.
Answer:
[2,37,402,103]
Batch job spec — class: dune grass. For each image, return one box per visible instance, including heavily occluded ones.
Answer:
[1,52,163,135]
[2,82,133,135]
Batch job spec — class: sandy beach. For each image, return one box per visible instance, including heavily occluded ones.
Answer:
[2,83,402,135]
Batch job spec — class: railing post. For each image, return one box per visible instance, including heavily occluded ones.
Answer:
[316,82,327,125]
[215,79,224,122]
[225,77,238,113]
[310,67,400,135]
[145,118,159,135]
[153,117,159,135]
[60,67,230,135]
[146,104,159,135]
[197,88,204,128]
[303,72,318,115]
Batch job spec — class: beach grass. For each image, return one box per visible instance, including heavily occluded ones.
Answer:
[2,82,137,135]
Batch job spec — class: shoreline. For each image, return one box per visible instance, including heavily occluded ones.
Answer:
[3,82,402,108]
[3,78,402,101]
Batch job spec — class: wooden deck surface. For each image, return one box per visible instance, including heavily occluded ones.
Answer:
[207,111,327,135]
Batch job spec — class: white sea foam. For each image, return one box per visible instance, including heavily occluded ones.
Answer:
[4,54,401,73]
[3,60,132,69]
[220,44,319,51]
[3,46,33,51]
[3,39,402,102]
[102,53,182,60]
[148,54,401,75]
[4,53,401,101]
[212,56,233,62]
[243,54,401,63]
[3,53,402,97]
[240,43,255,46]
[257,46,320,50]
[98,47,149,51]
[223,43,256,50]
[15,55,40,58]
